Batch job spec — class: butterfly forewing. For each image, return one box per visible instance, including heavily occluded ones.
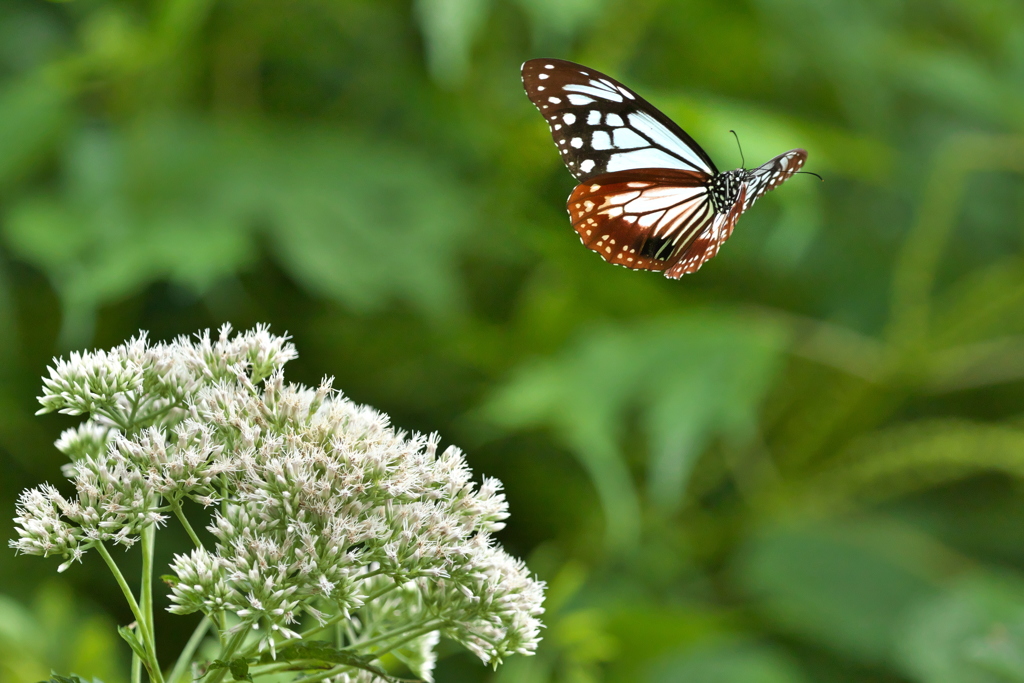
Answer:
[522,59,717,182]
[568,169,715,272]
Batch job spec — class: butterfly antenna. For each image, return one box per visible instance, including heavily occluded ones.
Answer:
[729,130,745,168]
[796,171,824,181]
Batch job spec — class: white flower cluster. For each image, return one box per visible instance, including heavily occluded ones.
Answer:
[11,325,544,670]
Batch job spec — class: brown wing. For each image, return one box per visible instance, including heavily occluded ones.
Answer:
[665,185,748,278]
[567,169,715,273]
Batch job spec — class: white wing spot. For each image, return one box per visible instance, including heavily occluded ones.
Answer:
[571,137,583,148]
[554,124,562,130]
[612,128,647,149]
[538,73,549,80]
[591,131,612,150]
[587,110,601,126]
[606,113,624,126]
[637,211,666,228]
[544,64,555,69]
[537,86,545,91]
[627,111,710,172]
[567,94,594,105]
[580,159,595,173]
[548,97,561,104]
[563,113,576,124]
[563,83,623,102]
[602,191,641,206]
[590,184,601,191]
[606,147,695,173]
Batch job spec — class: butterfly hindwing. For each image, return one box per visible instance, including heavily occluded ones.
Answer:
[522,59,718,181]
[666,185,748,278]
[568,169,715,272]
[741,149,807,212]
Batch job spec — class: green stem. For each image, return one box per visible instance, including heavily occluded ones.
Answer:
[300,582,398,643]
[238,580,402,660]
[97,406,132,433]
[358,618,442,651]
[169,498,204,549]
[96,542,165,683]
[206,626,250,683]
[370,621,442,660]
[284,663,348,683]
[167,616,211,683]
[362,580,398,603]
[127,394,141,429]
[248,659,324,676]
[136,401,182,426]
[141,525,157,661]
[132,654,142,683]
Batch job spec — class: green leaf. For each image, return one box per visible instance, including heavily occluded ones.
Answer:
[414,0,490,86]
[391,630,439,682]
[811,420,1024,511]
[260,642,396,680]
[206,659,252,682]
[513,0,605,45]
[116,625,147,662]
[0,71,71,187]
[733,518,950,665]
[485,311,788,545]
[2,116,474,345]
[896,574,1024,683]
[647,639,809,683]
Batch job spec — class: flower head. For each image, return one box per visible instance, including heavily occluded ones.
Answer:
[12,324,544,670]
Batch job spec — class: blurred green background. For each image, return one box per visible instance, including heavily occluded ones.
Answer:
[3,0,1024,681]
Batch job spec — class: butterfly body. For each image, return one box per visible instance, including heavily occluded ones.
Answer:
[522,58,807,278]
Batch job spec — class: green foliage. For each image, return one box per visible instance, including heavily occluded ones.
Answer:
[648,639,808,683]
[3,116,472,344]
[0,583,125,683]
[4,0,1024,681]
[735,518,949,664]
[898,575,1024,683]
[485,311,788,545]
[205,659,251,682]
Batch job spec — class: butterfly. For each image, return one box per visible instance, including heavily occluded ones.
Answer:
[522,58,808,278]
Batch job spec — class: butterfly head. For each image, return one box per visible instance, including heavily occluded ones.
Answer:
[707,170,744,213]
